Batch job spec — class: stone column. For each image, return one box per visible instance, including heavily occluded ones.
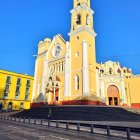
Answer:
[64,42,71,96]
[96,69,100,97]
[82,40,89,95]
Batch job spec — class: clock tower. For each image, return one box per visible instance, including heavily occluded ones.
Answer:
[68,0,97,99]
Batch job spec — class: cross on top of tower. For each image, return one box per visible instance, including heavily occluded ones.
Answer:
[74,0,90,8]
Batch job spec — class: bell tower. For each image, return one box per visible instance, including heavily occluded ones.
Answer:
[74,0,90,8]
[68,0,97,98]
[70,0,94,33]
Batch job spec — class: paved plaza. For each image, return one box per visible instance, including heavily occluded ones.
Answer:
[0,119,128,140]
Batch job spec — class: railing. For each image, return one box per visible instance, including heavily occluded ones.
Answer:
[0,115,140,140]
[14,96,19,100]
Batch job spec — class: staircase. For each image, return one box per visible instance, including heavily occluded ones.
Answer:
[13,106,140,121]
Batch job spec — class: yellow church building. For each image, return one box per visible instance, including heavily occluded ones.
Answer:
[0,69,34,111]
[32,0,140,108]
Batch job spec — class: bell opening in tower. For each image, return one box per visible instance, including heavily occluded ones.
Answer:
[76,14,81,25]
[77,3,80,6]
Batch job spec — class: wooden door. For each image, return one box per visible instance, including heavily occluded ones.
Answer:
[107,85,119,106]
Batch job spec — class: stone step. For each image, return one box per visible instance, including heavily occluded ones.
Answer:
[13,106,140,121]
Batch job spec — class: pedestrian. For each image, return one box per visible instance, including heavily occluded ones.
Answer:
[48,108,52,120]
[0,103,2,112]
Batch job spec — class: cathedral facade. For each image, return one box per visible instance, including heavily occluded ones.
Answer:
[32,0,140,108]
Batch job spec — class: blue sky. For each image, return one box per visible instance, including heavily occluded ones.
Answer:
[0,0,140,76]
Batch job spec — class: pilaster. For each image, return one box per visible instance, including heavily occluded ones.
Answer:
[41,53,48,96]
[121,78,127,104]
[82,40,89,95]
[64,42,71,96]
[100,78,105,103]
[32,59,38,101]
[96,69,100,97]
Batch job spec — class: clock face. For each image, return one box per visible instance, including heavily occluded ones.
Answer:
[53,46,61,57]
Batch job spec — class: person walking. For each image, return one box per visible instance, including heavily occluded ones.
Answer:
[48,108,52,120]
[0,103,2,112]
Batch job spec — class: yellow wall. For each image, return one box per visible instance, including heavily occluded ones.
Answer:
[127,76,140,104]
[68,0,96,101]
[74,0,90,8]
[45,35,66,104]
[32,38,51,101]
[69,31,97,101]
[32,0,140,108]
[0,70,34,110]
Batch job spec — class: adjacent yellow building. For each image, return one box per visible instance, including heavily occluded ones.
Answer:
[126,75,140,108]
[0,69,34,111]
[32,0,140,108]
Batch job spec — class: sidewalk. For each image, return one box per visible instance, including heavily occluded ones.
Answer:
[57,120,140,128]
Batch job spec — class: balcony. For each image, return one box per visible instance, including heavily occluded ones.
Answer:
[4,89,9,93]
[2,95,8,100]
[25,95,28,101]
[25,91,30,95]
[6,81,11,85]
[15,95,19,100]
[15,92,20,100]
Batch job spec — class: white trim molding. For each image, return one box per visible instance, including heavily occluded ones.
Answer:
[121,79,127,103]
[32,59,38,101]
[68,26,96,37]
[70,3,94,15]
[41,55,48,96]
[64,42,71,96]
[96,69,100,97]
[82,40,89,95]
[100,79,105,102]
[105,83,120,92]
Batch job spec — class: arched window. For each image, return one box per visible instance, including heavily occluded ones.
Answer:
[55,46,61,57]
[77,3,80,6]
[100,69,104,74]
[75,75,80,90]
[86,14,89,25]
[109,68,113,74]
[76,14,81,25]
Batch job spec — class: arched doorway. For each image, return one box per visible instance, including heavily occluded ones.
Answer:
[107,85,120,106]
[46,76,60,105]
[51,88,59,105]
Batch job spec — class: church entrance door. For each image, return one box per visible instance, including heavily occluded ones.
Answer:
[107,85,119,106]
[52,88,59,105]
